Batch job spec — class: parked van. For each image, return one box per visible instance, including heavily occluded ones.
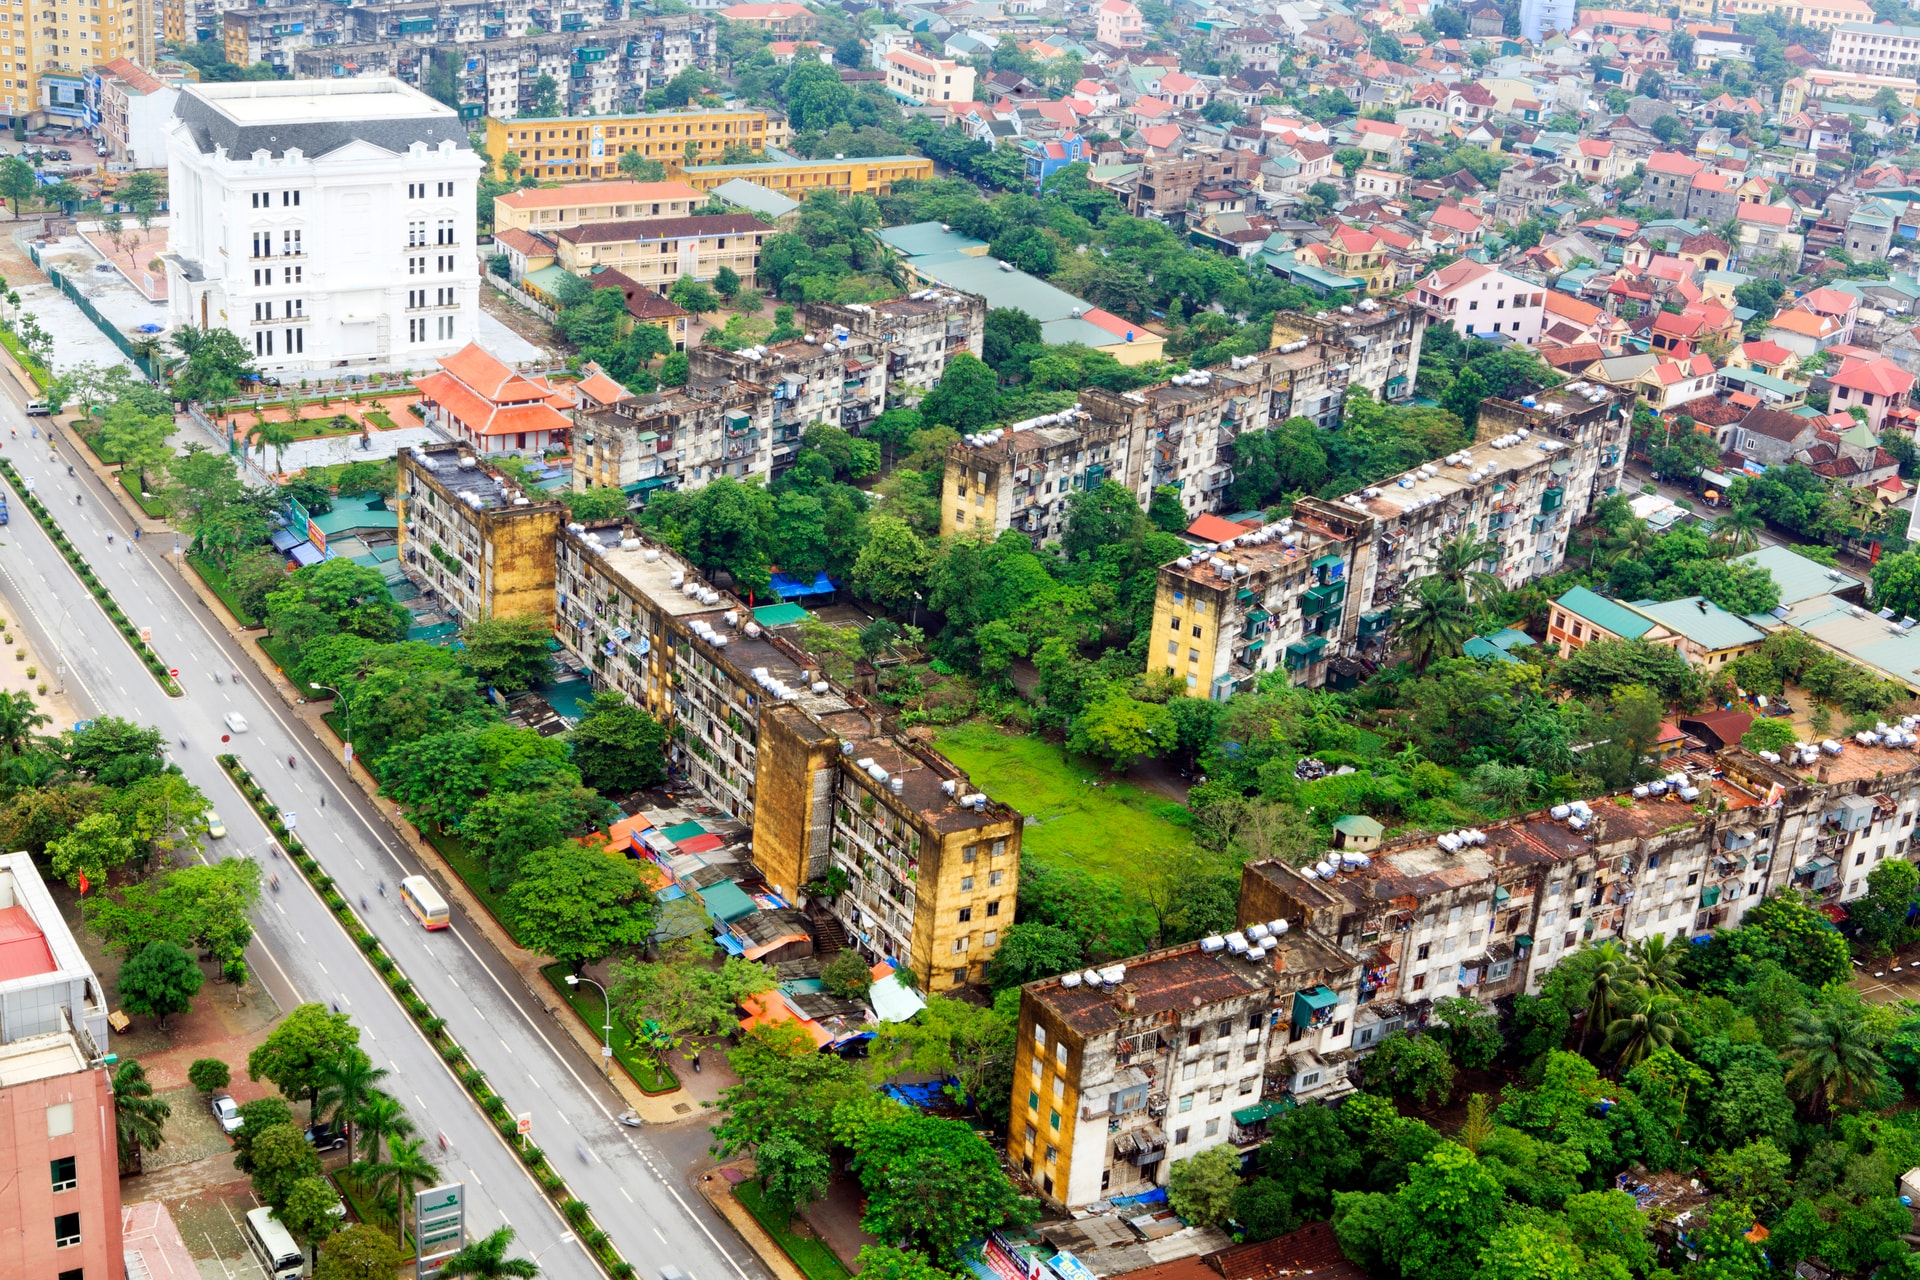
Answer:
[23,401,49,416]
[244,1207,305,1280]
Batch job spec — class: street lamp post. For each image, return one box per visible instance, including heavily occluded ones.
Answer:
[564,973,614,1075]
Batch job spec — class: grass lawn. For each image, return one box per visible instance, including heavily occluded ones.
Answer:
[363,410,399,431]
[118,470,168,518]
[188,553,258,626]
[256,633,298,675]
[539,962,679,1094]
[933,723,1196,886]
[734,1181,852,1280]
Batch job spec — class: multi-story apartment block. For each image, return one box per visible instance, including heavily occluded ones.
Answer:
[397,441,565,624]
[803,290,987,400]
[1007,944,1276,1208]
[162,78,482,373]
[493,179,704,233]
[679,148,933,197]
[694,335,887,437]
[483,106,786,179]
[1717,0,1873,28]
[573,361,777,494]
[0,852,124,1280]
[1147,504,1374,697]
[942,305,1427,543]
[883,48,976,105]
[1828,20,1920,73]
[551,213,766,289]
[268,12,714,118]
[550,525,1023,989]
[2,0,140,128]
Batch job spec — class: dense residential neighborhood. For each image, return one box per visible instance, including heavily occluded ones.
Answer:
[27,0,1920,1278]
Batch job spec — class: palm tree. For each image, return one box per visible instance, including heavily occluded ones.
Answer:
[1396,576,1474,671]
[1606,517,1657,569]
[1601,990,1686,1067]
[315,1048,388,1154]
[435,1226,540,1279]
[1577,940,1628,1054]
[1712,502,1765,555]
[1629,934,1684,996]
[112,1059,172,1175]
[353,1089,416,1167]
[1430,532,1505,601]
[252,419,298,475]
[356,1135,439,1246]
[1784,1007,1886,1117]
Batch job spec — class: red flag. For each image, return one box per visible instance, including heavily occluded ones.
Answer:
[77,873,89,895]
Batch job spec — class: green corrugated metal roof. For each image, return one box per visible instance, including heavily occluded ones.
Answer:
[753,602,809,627]
[1625,596,1766,652]
[1734,545,1858,607]
[698,879,759,924]
[1333,814,1383,837]
[662,821,708,842]
[1555,585,1656,641]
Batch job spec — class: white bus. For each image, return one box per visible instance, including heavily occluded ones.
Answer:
[400,875,451,930]
[244,1206,305,1280]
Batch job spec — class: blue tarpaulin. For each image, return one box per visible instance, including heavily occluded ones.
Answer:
[288,542,324,567]
[770,571,835,599]
[271,528,304,552]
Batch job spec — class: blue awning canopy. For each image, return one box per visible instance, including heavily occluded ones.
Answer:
[288,542,324,566]
[770,571,835,599]
[271,528,304,552]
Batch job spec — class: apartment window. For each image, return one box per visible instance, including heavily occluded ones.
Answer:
[47,1103,72,1137]
[988,872,1003,889]
[437,218,456,245]
[251,231,271,258]
[1055,1042,1067,1069]
[1034,1025,1046,1049]
[282,230,300,255]
[439,316,455,341]
[1204,1118,1221,1138]
[283,265,301,284]
[254,330,274,357]
[953,967,967,984]
[438,181,454,197]
[952,936,968,953]
[1049,1109,1059,1130]
[50,1156,76,1192]
[1213,1053,1228,1073]
[960,876,974,892]
[58,1270,82,1280]
[1044,1145,1057,1164]
[408,181,426,198]
[439,255,455,272]
[962,845,977,863]
[1412,972,1427,990]
[1178,1094,1194,1112]
[54,1213,80,1248]
[1416,942,1430,960]
[408,219,426,247]
[1174,1127,1190,1145]
[289,329,303,355]
[410,318,426,343]
[958,907,972,923]
[282,189,299,206]
[251,191,267,208]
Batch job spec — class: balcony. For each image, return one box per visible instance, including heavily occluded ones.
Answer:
[1540,486,1565,513]
[1358,608,1392,638]
[1300,580,1345,618]
[1283,636,1329,670]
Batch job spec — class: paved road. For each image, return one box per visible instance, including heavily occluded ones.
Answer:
[0,417,760,1280]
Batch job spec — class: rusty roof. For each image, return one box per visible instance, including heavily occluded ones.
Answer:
[1028,943,1268,1037]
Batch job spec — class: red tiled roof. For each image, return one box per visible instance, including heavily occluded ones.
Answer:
[1830,356,1916,398]
[1188,513,1260,542]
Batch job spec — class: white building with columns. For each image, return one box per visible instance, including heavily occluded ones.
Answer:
[162,78,482,374]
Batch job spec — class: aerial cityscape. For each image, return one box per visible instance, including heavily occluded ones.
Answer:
[12,0,1920,1278]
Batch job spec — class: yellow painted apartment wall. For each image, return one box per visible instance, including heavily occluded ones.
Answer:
[940,456,1000,537]
[483,108,788,181]
[5,0,136,121]
[553,233,761,286]
[749,706,837,901]
[1149,577,1223,692]
[911,812,1021,992]
[480,506,564,624]
[679,154,933,196]
[1009,1000,1083,1203]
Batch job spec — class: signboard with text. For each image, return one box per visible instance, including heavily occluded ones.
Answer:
[415,1183,465,1278]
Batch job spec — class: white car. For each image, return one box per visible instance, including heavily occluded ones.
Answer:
[211,1093,243,1135]
[205,812,226,839]
[223,712,249,734]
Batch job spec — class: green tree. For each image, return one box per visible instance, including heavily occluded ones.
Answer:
[0,155,35,213]
[1068,694,1174,770]
[459,615,554,693]
[506,842,655,972]
[611,937,777,1063]
[1741,718,1800,755]
[249,1123,323,1212]
[758,1132,832,1219]
[1783,1006,1886,1117]
[118,940,204,1029]
[869,992,1017,1120]
[280,1176,343,1267]
[820,948,874,1000]
[352,1091,415,1167]
[47,810,138,889]
[266,558,409,652]
[435,1226,540,1279]
[668,275,720,313]
[65,715,166,787]
[851,1111,1037,1261]
[855,1246,965,1280]
[1365,1031,1456,1105]
[354,1135,439,1246]
[1873,549,1920,618]
[1398,577,1474,672]
[231,1097,295,1174]
[189,1058,232,1093]
[112,1059,171,1174]
[1168,1144,1243,1226]
[567,693,669,793]
[313,1225,407,1280]
[1601,991,1685,1066]
[1853,856,1920,955]
[250,1002,361,1110]
[852,514,934,612]
[988,922,1084,990]
[918,353,1000,432]
[314,1048,388,1154]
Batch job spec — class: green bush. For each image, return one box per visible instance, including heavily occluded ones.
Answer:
[388,975,411,994]
[440,1044,465,1064]
[373,954,396,973]
[562,1200,592,1227]
[423,1017,446,1036]
[584,1228,610,1250]
[540,1170,565,1194]
[520,1144,544,1166]
[495,1115,519,1138]
[407,996,430,1018]
[460,1067,486,1089]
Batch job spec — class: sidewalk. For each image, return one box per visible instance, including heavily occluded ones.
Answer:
[698,1164,809,1280]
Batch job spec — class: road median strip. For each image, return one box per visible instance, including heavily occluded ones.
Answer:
[0,458,183,696]
[217,753,639,1280]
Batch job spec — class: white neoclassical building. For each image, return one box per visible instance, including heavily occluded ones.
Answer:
[162,78,483,374]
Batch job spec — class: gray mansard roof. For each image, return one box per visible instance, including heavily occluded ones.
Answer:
[172,78,470,160]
